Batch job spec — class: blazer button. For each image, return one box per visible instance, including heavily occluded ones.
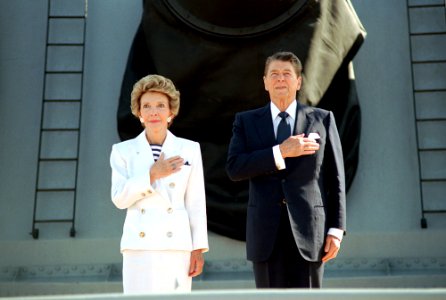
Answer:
[141,193,146,197]
[167,207,173,214]
[169,182,175,188]
[141,209,146,214]
[166,231,173,238]
[148,190,152,194]
[139,232,145,238]
[282,199,287,204]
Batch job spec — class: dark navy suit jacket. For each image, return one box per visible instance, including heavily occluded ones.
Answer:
[226,102,346,262]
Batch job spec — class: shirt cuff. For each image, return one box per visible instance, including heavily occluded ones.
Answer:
[273,145,286,170]
[328,228,344,241]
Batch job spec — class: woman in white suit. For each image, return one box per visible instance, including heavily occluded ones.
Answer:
[110,74,209,294]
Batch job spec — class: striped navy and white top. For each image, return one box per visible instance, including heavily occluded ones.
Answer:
[150,144,162,161]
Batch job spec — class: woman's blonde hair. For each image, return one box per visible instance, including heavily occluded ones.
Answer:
[130,74,180,120]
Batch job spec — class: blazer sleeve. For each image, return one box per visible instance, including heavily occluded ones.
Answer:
[324,111,347,231]
[184,142,209,252]
[110,144,156,209]
[226,113,278,181]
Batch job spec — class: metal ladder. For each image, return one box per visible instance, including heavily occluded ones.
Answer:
[31,0,87,239]
[407,0,446,228]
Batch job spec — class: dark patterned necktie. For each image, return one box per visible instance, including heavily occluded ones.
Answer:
[276,111,291,144]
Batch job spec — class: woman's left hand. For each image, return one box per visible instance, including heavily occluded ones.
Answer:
[189,249,204,277]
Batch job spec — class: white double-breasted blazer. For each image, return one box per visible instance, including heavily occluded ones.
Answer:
[110,130,209,253]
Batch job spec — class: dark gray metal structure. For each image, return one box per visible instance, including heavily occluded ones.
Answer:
[117,0,366,239]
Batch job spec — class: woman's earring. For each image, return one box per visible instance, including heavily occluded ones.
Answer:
[140,118,144,123]
[167,116,172,122]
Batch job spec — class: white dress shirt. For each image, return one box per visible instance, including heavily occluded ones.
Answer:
[271,101,296,170]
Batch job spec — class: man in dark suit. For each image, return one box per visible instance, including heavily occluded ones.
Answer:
[226,51,346,288]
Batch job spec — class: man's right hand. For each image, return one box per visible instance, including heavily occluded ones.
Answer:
[279,134,320,158]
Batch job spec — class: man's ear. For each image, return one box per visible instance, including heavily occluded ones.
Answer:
[263,76,268,91]
[296,76,302,90]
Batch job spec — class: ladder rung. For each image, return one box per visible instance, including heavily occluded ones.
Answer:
[48,43,85,47]
[419,148,446,152]
[45,70,83,74]
[414,88,446,93]
[416,118,446,122]
[422,210,446,214]
[421,179,446,182]
[34,219,74,223]
[41,128,80,131]
[44,99,82,102]
[49,16,85,19]
[37,188,76,192]
[39,158,78,162]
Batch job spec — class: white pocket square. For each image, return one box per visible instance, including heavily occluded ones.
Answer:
[308,132,320,139]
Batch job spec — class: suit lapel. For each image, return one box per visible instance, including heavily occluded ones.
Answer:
[161,130,181,157]
[254,104,276,146]
[135,130,179,206]
[134,130,155,164]
[134,130,182,159]
[295,102,315,136]
[157,131,182,205]
[253,102,316,143]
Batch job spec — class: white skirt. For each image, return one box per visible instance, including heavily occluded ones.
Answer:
[122,250,192,294]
